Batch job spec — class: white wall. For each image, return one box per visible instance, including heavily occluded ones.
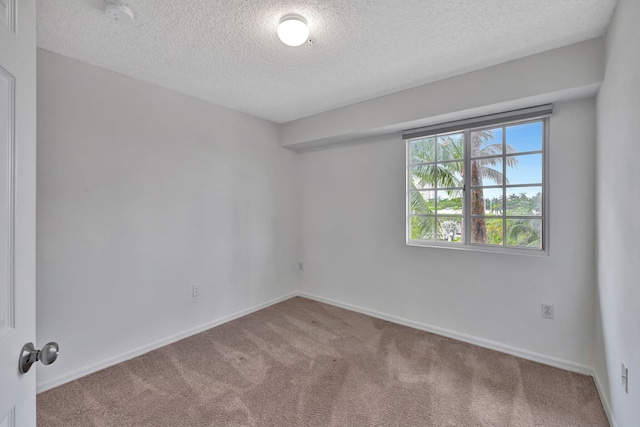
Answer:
[596,0,640,424]
[299,98,598,369]
[35,50,298,389]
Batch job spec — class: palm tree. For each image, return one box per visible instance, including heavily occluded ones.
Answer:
[410,135,464,240]
[469,130,517,243]
[410,131,518,243]
[410,183,435,240]
[507,219,542,248]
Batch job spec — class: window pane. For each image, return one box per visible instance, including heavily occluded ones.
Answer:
[437,133,464,161]
[437,162,464,188]
[410,190,435,215]
[506,122,543,154]
[410,137,435,163]
[485,218,504,246]
[437,217,462,243]
[471,218,502,245]
[471,127,502,158]
[471,187,503,216]
[506,187,542,216]
[411,216,435,241]
[410,165,437,189]
[471,158,503,187]
[506,153,542,185]
[506,219,542,249]
[436,190,463,215]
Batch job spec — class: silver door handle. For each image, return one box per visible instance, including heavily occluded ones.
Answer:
[19,342,59,374]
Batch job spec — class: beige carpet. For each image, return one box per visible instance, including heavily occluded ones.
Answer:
[37,297,608,426]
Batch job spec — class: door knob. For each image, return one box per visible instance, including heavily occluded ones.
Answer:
[19,342,59,374]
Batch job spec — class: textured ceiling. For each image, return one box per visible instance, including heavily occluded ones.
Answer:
[36,0,617,123]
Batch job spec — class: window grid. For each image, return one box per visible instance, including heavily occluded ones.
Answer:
[407,117,547,255]
[408,132,465,243]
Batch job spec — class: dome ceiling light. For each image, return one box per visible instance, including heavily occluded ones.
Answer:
[277,15,311,47]
[104,1,135,24]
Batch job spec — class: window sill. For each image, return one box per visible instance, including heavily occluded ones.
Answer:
[406,239,549,257]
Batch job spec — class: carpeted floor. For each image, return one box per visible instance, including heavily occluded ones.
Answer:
[37,297,608,426]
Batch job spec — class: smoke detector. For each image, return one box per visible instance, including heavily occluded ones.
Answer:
[104,1,135,24]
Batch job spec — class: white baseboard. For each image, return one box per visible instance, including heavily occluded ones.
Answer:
[298,292,594,375]
[593,371,617,427]
[36,292,297,394]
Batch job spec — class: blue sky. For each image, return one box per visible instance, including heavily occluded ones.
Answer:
[480,121,543,194]
[412,121,544,200]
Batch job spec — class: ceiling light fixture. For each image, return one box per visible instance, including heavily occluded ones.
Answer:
[277,15,310,47]
[104,1,135,24]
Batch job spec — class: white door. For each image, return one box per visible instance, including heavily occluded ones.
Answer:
[0,0,38,425]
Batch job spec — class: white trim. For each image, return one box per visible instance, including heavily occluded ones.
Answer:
[298,291,593,375]
[36,292,297,393]
[1,406,15,427]
[402,104,554,140]
[0,0,16,33]
[406,239,549,257]
[0,66,15,335]
[593,371,617,427]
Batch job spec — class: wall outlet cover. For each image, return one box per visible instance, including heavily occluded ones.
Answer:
[541,304,554,319]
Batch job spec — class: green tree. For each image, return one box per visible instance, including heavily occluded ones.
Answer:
[410,135,464,240]
[410,131,518,243]
[483,217,542,248]
[507,219,542,248]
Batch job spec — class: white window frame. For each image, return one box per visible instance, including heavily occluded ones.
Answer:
[405,107,550,256]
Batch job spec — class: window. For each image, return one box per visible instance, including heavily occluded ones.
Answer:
[405,106,550,254]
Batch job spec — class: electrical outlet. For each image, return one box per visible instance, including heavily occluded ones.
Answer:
[541,304,554,319]
[299,261,304,271]
[192,285,200,297]
[622,362,628,393]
